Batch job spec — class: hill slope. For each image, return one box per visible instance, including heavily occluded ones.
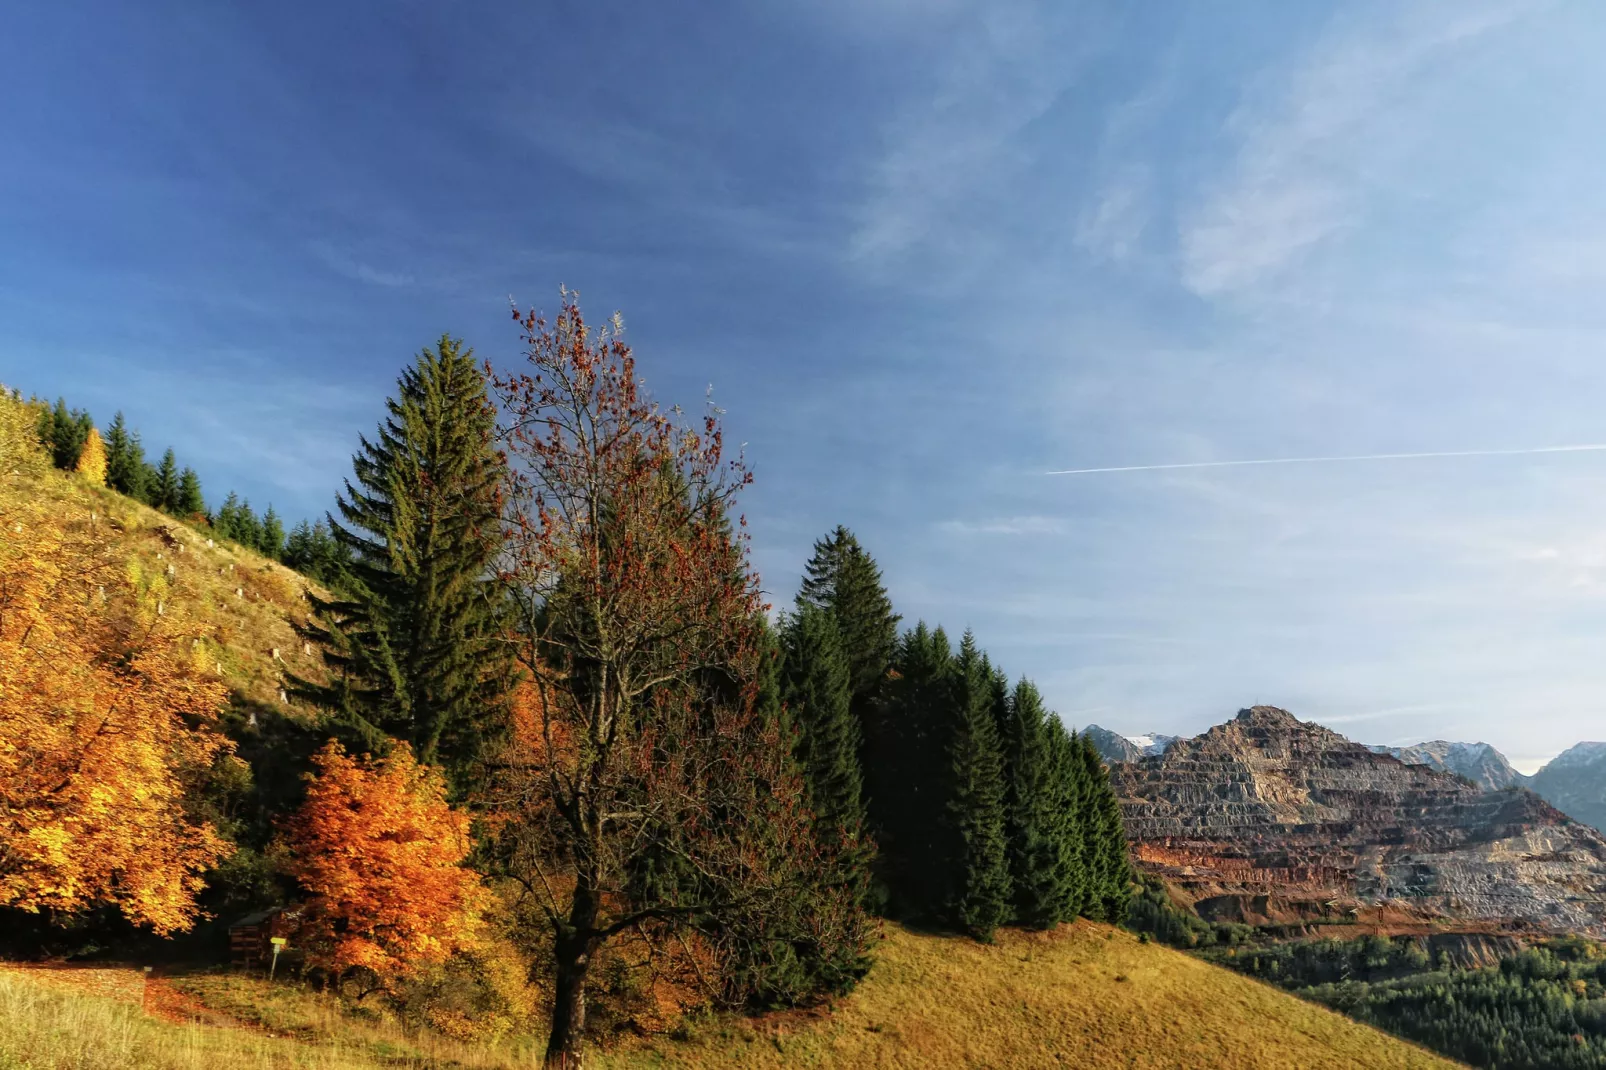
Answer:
[0,923,1460,1070]
[13,459,327,714]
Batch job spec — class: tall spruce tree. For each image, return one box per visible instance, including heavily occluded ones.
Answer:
[175,466,205,518]
[716,612,875,1005]
[797,526,900,712]
[1075,734,1133,922]
[998,677,1070,929]
[214,492,243,541]
[103,413,147,499]
[290,335,512,781]
[942,635,1012,940]
[151,450,180,513]
[260,505,285,559]
[779,605,863,841]
[237,500,264,551]
[1044,716,1090,921]
[871,622,953,917]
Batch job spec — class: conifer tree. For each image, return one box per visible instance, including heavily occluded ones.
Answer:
[291,335,511,780]
[999,677,1069,928]
[175,467,205,518]
[45,399,93,471]
[236,499,263,551]
[284,520,349,588]
[714,613,874,1005]
[137,461,160,505]
[1075,734,1133,922]
[214,492,243,541]
[103,413,147,498]
[943,635,1012,940]
[1044,716,1090,920]
[779,605,863,842]
[797,526,900,714]
[151,450,180,513]
[260,505,285,560]
[869,622,953,917]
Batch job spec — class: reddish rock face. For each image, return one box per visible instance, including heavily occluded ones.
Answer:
[1110,706,1606,935]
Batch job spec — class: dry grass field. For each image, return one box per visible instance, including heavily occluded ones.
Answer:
[0,923,1462,1070]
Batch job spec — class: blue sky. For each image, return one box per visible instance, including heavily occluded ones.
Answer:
[5,0,1606,769]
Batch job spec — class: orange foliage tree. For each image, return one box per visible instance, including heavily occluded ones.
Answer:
[282,741,486,986]
[0,406,231,933]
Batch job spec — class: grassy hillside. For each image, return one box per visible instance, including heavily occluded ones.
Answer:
[0,923,1461,1070]
[12,460,327,713]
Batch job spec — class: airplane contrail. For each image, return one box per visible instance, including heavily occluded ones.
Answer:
[1046,443,1606,476]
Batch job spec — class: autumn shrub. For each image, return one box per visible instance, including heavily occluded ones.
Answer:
[584,924,723,1038]
[280,742,488,990]
[390,940,538,1044]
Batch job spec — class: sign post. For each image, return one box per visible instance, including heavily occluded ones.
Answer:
[269,936,287,980]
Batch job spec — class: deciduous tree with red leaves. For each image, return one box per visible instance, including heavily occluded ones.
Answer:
[489,293,846,1068]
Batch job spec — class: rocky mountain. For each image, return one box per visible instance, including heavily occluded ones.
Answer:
[1085,724,1178,764]
[1364,737,1605,836]
[1530,742,1606,839]
[1367,740,1528,792]
[1110,706,1606,935]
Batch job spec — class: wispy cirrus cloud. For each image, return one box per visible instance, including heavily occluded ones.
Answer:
[1179,2,1529,299]
[309,239,414,288]
[848,1,1104,274]
[937,515,1070,537]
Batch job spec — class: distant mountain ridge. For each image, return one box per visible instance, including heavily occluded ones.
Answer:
[1367,740,1528,792]
[1530,741,1606,839]
[1088,718,1603,837]
[1107,706,1606,935]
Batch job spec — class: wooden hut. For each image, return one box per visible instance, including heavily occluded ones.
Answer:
[228,907,295,970]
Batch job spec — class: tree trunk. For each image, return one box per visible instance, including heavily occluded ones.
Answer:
[544,944,588,1067]
[544,889,600,1068]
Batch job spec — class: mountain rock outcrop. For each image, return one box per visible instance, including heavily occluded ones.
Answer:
[1530,742,1606,838]
[1110,707,1606,936]
[1085,724,1177,764]
[1368,740,1528,792]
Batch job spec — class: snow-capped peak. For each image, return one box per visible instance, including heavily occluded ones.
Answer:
[1123,733,1178,756]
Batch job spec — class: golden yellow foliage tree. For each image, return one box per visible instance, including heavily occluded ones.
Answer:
[0,389,47,477]
[74,425,106,485]
[282,742,486,985]
[0,413,231,933]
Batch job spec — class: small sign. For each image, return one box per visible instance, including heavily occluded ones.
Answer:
[269,936,287,947]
